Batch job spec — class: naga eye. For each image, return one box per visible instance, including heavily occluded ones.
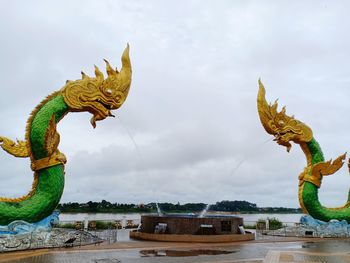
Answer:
[278,120,285,126]
[106,89,112,95]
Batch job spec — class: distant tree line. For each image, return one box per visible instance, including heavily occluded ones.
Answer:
[57,200,152,213]
[211,200,258,212]
[57,200,302,214]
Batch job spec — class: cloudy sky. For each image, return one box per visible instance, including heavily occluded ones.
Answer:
[0,0,350,208]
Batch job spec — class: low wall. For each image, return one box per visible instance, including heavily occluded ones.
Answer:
[141,214,243,235]
[130,231,255,243]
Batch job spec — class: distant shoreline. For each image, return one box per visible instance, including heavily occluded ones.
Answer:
[57,200,302,214]
[60,211,303,214]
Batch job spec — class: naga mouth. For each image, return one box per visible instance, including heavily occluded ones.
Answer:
[89,99,117,128]
[96,99,113,111]
[274,133,292,152]
[62,44,132,129]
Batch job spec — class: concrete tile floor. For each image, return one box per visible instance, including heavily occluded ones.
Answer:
[2,238,350,263]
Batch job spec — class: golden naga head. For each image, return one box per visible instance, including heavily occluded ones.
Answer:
[62,44,132,128]
[257,80,313,152]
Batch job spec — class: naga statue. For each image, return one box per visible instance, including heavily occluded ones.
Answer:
[0,45,132,226]
[257,80,350,222]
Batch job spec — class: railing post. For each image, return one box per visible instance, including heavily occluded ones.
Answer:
[29,231,33,249]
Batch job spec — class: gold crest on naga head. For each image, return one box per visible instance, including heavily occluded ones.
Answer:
[257,80,313,152]
[62,44,132,128]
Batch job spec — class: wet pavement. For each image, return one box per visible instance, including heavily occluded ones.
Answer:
[2,239,350,263]
[139,248,236,257]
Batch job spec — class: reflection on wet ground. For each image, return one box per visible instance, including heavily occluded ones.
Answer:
[301,241,318,249]
[93,259,120,263]
[139,249,236,257]
[4,240,350,263]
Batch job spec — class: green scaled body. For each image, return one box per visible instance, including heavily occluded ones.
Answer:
[257,81,350,223]
[301,138,350,223]
[0,45,132,226]
[0,95,67,225]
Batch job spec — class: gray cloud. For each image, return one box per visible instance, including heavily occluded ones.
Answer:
[0,0,350,208]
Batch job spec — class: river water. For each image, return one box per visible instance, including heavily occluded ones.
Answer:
[59,213,304,224]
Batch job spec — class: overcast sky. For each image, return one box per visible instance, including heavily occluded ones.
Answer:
[1,0,350,208]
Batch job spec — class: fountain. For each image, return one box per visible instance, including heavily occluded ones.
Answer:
[130,212,254,242]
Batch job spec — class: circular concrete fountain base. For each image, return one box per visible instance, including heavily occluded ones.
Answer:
[130,231,255,243]
[132,214,255,242]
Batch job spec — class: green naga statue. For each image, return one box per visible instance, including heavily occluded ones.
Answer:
[257,80,350,222]
[0,45,132,225]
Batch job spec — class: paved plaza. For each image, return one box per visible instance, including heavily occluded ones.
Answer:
[1,236,350,263]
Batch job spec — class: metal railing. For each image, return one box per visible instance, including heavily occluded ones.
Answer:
[0,219,141,252]
[244,220,350,239]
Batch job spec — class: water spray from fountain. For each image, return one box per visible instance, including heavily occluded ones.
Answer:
[199,138,273,218]
[120,120,143,159]
[229,137,273,177]
[120,119,272,219]
[120,120,163,216]
[199,203,211,218]
[156,203,163,216]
